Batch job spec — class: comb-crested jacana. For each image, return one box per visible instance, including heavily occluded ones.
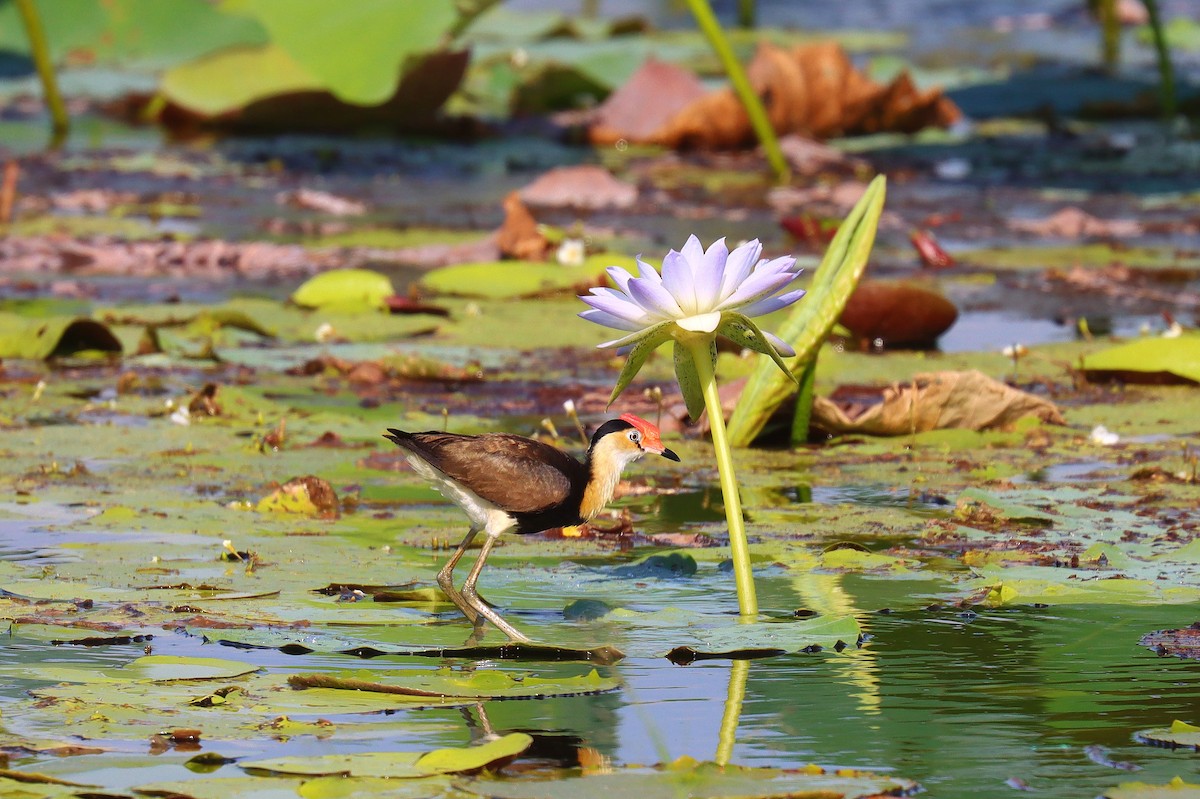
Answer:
[384,413,679,642]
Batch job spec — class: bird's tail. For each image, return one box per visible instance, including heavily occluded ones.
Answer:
[382,428,410,447]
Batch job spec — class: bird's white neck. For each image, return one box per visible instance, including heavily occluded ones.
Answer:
[579,435,645,520]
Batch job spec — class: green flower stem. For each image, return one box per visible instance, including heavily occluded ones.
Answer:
[1142,0,1177,118]
[15,0,69,139]
[686,338,758,617]
[715,659,750,766]
[682,0,789,183]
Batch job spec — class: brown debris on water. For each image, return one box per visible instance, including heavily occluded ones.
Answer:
[590,42,959,149]
[811,370,1066,437]
[496,191,550,260]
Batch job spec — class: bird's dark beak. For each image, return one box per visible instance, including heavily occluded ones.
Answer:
[661,447,681,462]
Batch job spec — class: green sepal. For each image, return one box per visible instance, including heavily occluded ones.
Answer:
[673,339,712,421]
[719,312,798,385]
[599,319,674,352]
[606,321,675,408]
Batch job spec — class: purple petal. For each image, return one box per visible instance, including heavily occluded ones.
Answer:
[718,239,762,302]
[627,276,684,318]
[693,237,727,310]
[679,235,705,271]
[635,256,662,283]
[754,254,799,277]
[660,250,697,315]
[581,288,655,324]
[578,308,645,332]
[718,271,798,311]
[606,265,635,293]
[738,288,806,318]
[764,330,795,357]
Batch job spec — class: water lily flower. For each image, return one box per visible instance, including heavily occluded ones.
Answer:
[581,235,802,358]
[579,235,805,618]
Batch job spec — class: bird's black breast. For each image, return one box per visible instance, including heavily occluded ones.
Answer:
[512,502,586,535]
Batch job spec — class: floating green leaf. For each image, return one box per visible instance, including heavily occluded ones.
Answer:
[1101,776,1200,799]
[290,268,396,313]
[244,734,532,778]
[1135,720,1200,750]
[459,758,918,799]
[0,314,121,360]
[20,655,260,684]
[1082,335,1200,385]
[229,0,458,106]
[132,776,306,799]
[161,43,321,115]
[286,668,619,699]
[415,733,533,774]
[421,257,614,299]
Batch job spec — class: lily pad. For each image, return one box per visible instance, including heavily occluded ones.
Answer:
[15,655,260,684]
[420,258,605,299]
[285,669,619,699]
[0,314,122,360]
[133,776,306,799]
[243,733,532,777]
[1082,335,1200,385]
[1135,720,1200,750]
[1101,776,1200,799]
[459,758,918,799]
[290,269,396,313]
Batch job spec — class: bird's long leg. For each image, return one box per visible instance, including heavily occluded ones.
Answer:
[437,525,480,624]
[460,532,531,643]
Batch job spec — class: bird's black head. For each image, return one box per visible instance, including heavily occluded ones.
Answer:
[588,414,680,462]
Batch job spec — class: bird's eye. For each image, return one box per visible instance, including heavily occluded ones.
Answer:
[628,430,642,444]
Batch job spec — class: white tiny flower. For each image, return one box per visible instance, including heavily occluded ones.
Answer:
[170,406,191,426]
[1001,344,1028,358]
[563,399,577,415]
[510,47,529,69]
[556,238,586,267]
[315,322,335,343]
[1163,322,1183,339]
[1090,425,1119,446]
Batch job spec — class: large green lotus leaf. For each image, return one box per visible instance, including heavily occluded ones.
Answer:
[15,655,259,684]
[285,669,618,700]
[298,775,454,799]
[1082,335,1200,384]
[1101,777,1200,799]
[415,733,532,774]
[243,734,530,778]
[161,43,322,116]
[290,269,396,313]
[420,256,614,299]
[727,175,886,446]
[23,673,445,723]
[1135,720,1200,750]
[0,777,90,799]
[970,565,1200,606]
[0,314,122,360]
[230,0,458,106]
[132,776,305,799]
[459,758,918,799]
[0,0,264,66]
[955,487,1055,526]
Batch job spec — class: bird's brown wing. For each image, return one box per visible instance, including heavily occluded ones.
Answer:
[399,432,581,514]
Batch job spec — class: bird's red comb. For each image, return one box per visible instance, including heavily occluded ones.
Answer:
[619,413,664,448]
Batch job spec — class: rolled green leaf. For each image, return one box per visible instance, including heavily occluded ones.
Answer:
[0,314,122,360]
[726,175,886,447]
